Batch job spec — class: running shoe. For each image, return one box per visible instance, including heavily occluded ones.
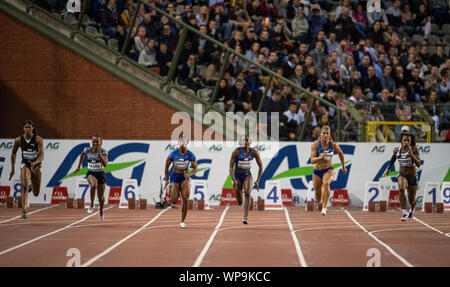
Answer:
[242,217,248,225]
[321,208,327,216]
[99,210,104,222]
[180,222,186,228]
[408,209,414,220]
[400,214,408,221]
[22,211,27,219]
[87,204,94,214]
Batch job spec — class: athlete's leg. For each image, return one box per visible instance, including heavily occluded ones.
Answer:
[407,185,418,211]
[20,166,32,213]
[87,175,98,209]
[30,167,42,197]
[242,174,253,219]
[97,183,106,213]
[170,183,181,204]
[180,180,191,223]
[398,176,408,210]
[313,174,323,204]
[321,169,335,213]
[234,180,244,206]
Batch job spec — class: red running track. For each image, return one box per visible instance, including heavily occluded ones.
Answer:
[0,204,449,267]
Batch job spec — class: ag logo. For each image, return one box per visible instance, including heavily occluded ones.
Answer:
[418,146,430,153]
[46,142,60,150]
[165,144,178,151]
[253,144,267,152]
[0,142,13,149]
[371,146,385,153]
[367,0,381,12]
[209,145,222,152]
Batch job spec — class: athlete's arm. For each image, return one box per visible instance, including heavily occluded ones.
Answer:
[164,157,172,188]
[310,142,325,164]
[9,137,20,180]
[31,136,44,170]
[253,148,263,191]
[334,143,347,174]
[385,147,398,176]
[97,147,108,167]
[229,149,239,184]
[410,146,421,167]
[185,160,198,179]
[74,150,86,173]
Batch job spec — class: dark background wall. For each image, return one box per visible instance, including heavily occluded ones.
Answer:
[0,11,211,140]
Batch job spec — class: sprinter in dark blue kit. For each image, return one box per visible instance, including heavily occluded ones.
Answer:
[9,120,44,219]
[310,126,346,216]
[385,133,421,221]
[229,135,263,225]
[74,134,108,221]
[164,135,198,228]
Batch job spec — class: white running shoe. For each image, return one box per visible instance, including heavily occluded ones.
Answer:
[87,204,94,214]
[321,208,327,216]
[242,217,248,224]
[180,222,186,228]
[400,214,408,221]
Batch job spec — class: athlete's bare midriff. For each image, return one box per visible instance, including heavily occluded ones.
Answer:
[313,141,334,171]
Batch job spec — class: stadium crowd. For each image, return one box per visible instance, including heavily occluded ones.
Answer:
[43,0,450,141]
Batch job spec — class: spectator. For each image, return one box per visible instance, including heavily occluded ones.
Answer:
[323,11,339,36]
[196,5,209,27]
[357,54,371,78]
[120,3,138,29]
[308,4,327,40]
[158,24,178,53]
[205,55,221,87]
[367,4,389,28]
[293,64,304,87]
[101,0,120,38]
[321,60,340,92]
[414,4,431,37]
[139,38,158,70]
[227,79,252,114]
[344,69,362,97]
[214,79,231,111]
[380,65,396,93]
[156,42,172,76]
[304,65,319,91]
[178,54,204,92]
[407,67,425,102]
[282,54,298,79]
[309,41,325,72]
[430,45,448,68]
[292,9,309,43]
[339,54,354,86]
[360,65,382,101]
[348,86,364,104]
[117,25,139,62]
[134,25,147,53]
[298,99,318,128]
[282,102,301,141]
[424,65,442,94]
[263,90,284,136]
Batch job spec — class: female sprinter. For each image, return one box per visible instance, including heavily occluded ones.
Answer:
[310,126,347,215]
[385,133,421,221]
[229,135,263,224]
[74,134,108,221]
[164,135,198,228]
[9,120,44,219]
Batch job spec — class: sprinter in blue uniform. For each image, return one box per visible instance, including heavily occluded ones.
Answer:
[9,120,44,219]
[164,135,198,228]
[385,133,421,221]
[229,135,263,225]
[74,134,108,221]
[310,126,347,216]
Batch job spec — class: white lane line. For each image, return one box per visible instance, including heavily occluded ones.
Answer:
[0,206,114,256]
[81,208,169,267]
[0,205,57,224]
[193,206,229,267]
[344,210,414,267]
[413,217,450,238]
[284,207,308,267]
